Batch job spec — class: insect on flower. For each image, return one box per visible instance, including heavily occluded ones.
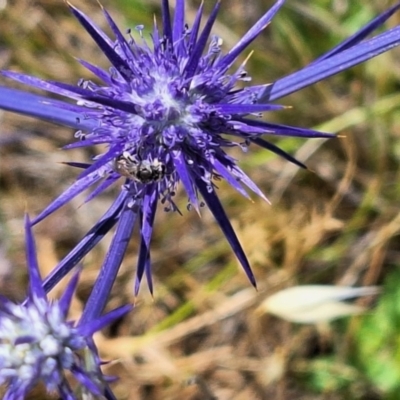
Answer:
[113,151,167,184]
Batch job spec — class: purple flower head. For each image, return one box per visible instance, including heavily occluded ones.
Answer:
[1,1,400,295]
[0,215,131,399]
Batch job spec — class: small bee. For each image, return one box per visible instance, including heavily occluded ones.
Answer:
[113,152,166,184]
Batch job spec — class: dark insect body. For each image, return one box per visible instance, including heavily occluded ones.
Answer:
[113,152,166,184]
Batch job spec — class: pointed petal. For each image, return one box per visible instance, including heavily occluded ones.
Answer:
[142,189,159,249]
[42,192,127,294]
[212,158,252,200]
[80,206,137,323]
[67,3,133,82]
[79,304,132,336]
[76,143,122,180]
[172,150,199,214]
[184,1,221,80]
[3,71,137,114]
[135,244,154,297]
[135,234,148,296]
[250,137,308,169]
[69,366,102,395]
[214,103,286,114]
[101,5,135,63]
[144,253,154,296]
[24,214,46,300]
[62,162,91,170]
[314,2,400,63]
[62,138,112,150]
[0,86,94,130]
[188,1,204,51]
[238,118,335,138]
[32,170,104,225]
[135,188,158,295]
[230,165,270,203]
[265,25,400,101]
[161,0,173,43]
[59,268,82,317]
[173,0,185,44]
[195,178,257,287]
[217,0,285,72]
[76,58,113,84]
[83,175,119,204]
[52,82,139,114]
[2,71,92,102]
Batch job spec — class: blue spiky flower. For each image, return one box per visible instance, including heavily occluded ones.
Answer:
[0,215,131,399]
[1,1,400,294]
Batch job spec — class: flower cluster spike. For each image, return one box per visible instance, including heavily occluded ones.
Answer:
[1,1,400,293]
[0,215,131,399]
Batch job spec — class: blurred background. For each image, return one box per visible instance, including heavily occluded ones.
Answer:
[1,0,400,399]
